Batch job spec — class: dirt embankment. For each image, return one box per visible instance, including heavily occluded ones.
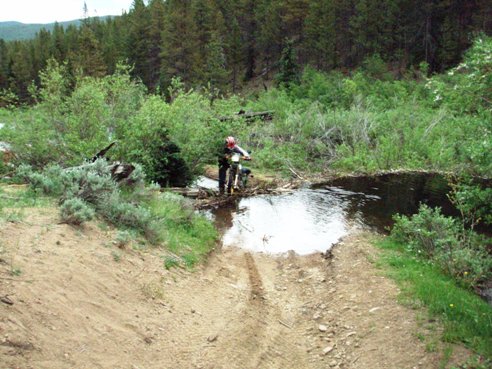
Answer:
[1,209,471,369]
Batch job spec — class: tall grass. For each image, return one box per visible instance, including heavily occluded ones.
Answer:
[148,192,217,266]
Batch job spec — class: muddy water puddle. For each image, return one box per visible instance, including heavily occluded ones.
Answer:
[202,173,455,255]
[211,190,353,255]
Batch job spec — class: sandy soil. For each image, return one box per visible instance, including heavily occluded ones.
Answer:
[1,208,472,369]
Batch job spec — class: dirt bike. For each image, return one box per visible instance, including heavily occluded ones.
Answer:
[227,152,252,195]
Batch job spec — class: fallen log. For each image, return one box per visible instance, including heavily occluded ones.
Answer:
[219,110,274,123]
[165,186,217,199]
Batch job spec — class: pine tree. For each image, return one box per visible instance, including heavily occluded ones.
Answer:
[275,38,300,87]
[0,39,10,90]
[160,0,200,88]
[332,0,356,68]
[148,0,165,91]
[75,25,107,77]
[236,0,259,80]
[32,29,52,78]
[205,31,229,94]
[226,16,243,92]
[437,0,480,71]
[8,42,34,101]
[50,22,67,63]
[304,0,336,70]
[0,0,491,95]
[256,0,283,77]
[278,0,309,40]
[99,17,118,74]
[192,0,215,78]
[474,0,492,31]
[126,0,151,86]
[348,0,398,65]
[277,0,309,65]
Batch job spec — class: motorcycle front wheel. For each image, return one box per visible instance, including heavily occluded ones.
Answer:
[227,167,237,194]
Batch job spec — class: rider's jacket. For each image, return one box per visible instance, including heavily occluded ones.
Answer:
[218,144,249,166]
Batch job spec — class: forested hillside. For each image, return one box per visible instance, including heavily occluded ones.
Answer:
[0,20,82,41]
[0,0,491,103]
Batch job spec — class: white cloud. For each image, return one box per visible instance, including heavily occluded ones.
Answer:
[0,0,133,24]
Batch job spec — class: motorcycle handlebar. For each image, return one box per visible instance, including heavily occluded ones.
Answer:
[225,154,252,160]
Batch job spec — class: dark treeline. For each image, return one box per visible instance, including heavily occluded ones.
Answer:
[0,0,491,102]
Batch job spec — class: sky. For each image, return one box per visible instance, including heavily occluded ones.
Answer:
[0,0,134,24]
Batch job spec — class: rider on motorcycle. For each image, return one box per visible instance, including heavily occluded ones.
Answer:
[218,136,250,195]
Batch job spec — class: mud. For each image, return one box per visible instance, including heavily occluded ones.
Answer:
[0,209,471,369]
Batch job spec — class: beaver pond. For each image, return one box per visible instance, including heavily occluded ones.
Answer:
[200,172,458,255]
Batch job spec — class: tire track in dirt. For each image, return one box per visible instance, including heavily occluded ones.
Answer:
[163,249,314,369]
[239,252,314,369]
[189,251,278,369]
[154,248,269,369]
[244,252,264,301]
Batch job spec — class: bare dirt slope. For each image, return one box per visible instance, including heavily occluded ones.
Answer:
[1,208,471,369]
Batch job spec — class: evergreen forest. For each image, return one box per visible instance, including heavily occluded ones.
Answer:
[0,0,491,102]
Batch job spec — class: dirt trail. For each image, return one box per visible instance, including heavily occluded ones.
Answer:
[1,209,471,369]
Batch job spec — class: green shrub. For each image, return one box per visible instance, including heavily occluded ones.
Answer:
[115,230,132,248]
[60,198,95,225]
[62,163,116,205]
[15,164,64,195]
[391,204,492,288]
[434,242,492,288]
[113,95,193,186]
[392,205,459,258]
[0,152,10,176]
[450,180,492,227]
[361,53,392,81]
[425,35,492,114]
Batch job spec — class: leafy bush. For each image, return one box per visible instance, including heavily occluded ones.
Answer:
[117,97,192,187]
[62,162,117,205]
[392,205,457,257]
[361,53,392,81]
[239,35,492,177]
[15,164,64,195]
[2,62,146,169]
[17,159,149,230]
[60,198,95,225]
[98,191,160,243]
[391,204,492,288]
[450,180,492,227]
[425,35,492,114]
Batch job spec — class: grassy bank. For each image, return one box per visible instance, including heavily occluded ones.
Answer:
[375,237,492,365]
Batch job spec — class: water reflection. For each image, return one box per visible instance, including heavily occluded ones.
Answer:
[208,173,458,255]
[215,190,351,255]
[323,173,454,231]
